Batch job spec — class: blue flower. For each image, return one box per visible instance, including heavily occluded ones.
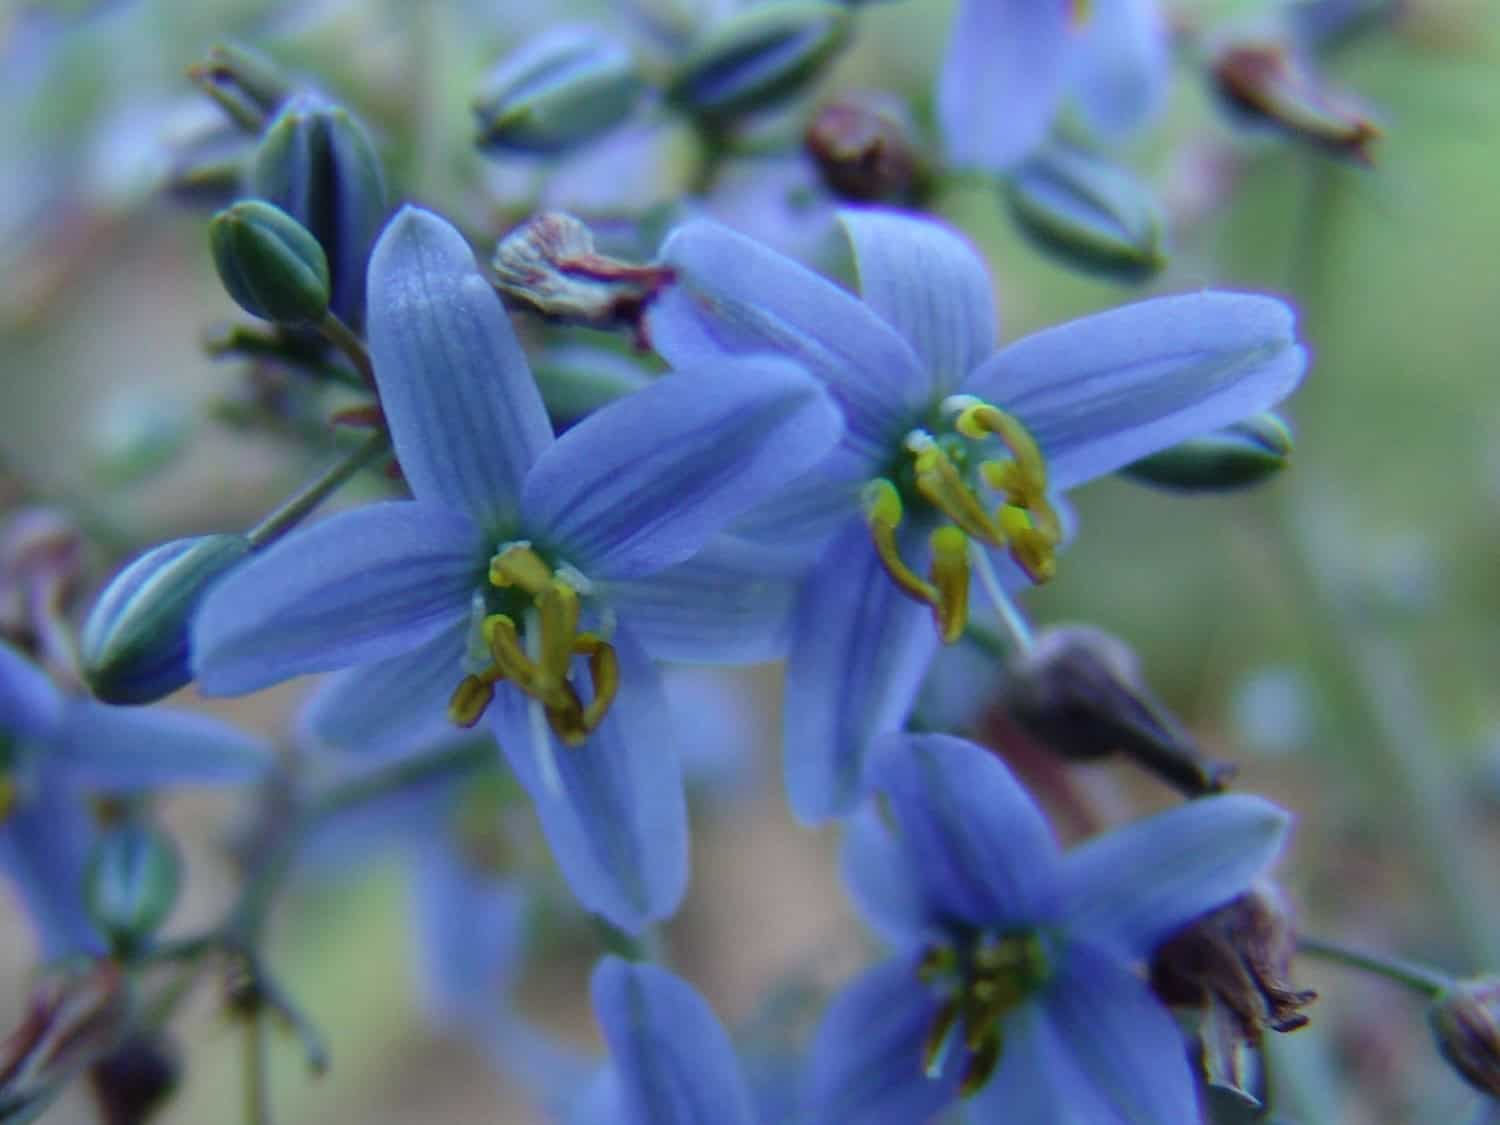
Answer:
[647,207,1307,819]
[193,205,843,932]
[0,643,270,960]
[806,733,1291,1123]
[938,0,1170,174]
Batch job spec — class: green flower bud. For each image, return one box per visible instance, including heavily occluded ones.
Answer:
[1430,978,1500,1098]
[251,94,388,325]
[667,3,852,124]
[1004,143,1167,282]
[85,823,182,951]
[474,27,645,155]
[210,200,331,326]
[1121,413,1294,494]
[81,534,252,704]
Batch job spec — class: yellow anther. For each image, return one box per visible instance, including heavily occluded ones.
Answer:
[958,404,1047,492]
[538,580,582,680]
[485,614,538,688]
[1067,0,1092,28]
[929,526,971,644]
[574,633,619,735]
[998,507,1057,583]
[912,444,1004,545]
[488,543,552,595]
[448,675,496,727]
[864,479,940,606]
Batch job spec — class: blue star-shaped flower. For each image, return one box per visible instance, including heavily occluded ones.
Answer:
[647,207,1307,819]
[806,733,1291,1123]
[193,206,843,932]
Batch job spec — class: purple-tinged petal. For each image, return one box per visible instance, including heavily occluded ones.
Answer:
[1060,794,1290,959]
[1068,0,1170,140]
[962,292,1307,492]
[727,454,870,561]
[648,219,929,461]
[193,502,483,695]
[801,955,959,1125]
[783,520,937,822]
[0,773,102,959]
[972,941,1197,1122]
[590,958,757,1125]
[937,0,1070,173]
[871,733,1061,930]
[367,206,553,526]
[411,842,527,1036]
[298,622,468,755]
[493,624,686,933]
[838,209,998,394]
[600,536,803,664]
[0,642,63,741]
[841,806,929,946]
[522,359,842,580]
[52,702,271,790]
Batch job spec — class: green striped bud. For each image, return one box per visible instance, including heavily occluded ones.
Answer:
[85,823,182,951]
[1121,413,1294,494]
[210,200,331,326]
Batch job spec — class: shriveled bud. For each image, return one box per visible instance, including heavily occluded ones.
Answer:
[251,94,388,325]
[81,534,251,704]
[210,200,331,326]
[188,43,293,133]
[1122,413,1293,493]
[805,91,922,203]
[1212,42,1381,164]
[88,1034,182,1125]
[0,509,86,668]
[474,27,645,155]
[1152,883,1316,1095]
[1005,143,1166,282]
[84,824,182,951]
[0,963,130,1118]
[1430,978,1500,1098]
[1000,625,1235,795]
[667,3,852,124]
[491,212,672,335]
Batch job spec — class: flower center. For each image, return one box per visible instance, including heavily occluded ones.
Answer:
[446,543,618,748]
[919,929,1053,1096]
[862,397,1062,643]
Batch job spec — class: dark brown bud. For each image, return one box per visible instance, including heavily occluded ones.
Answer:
[1151,883,1316,1094]
[1212,42,1381,164]
[88,1034,181,1125]
[804,92,923,204]
[0,962,131,1116]
[999,625,1236,795]
[1430,978,1500,1098]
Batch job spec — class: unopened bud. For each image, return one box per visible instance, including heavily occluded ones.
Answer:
[491,212,672,335]
[1430,978,1500,1098]
[1122,413,1293,493]
[1005,143,1166,282]
[474,27,645,155]
[81,534,251,704]
[210,200,331,326]
[188,43,293,133]
[251,94,388,325]
[1212,42,1381,164]
[804,91,922,203]
[1000,625,1235,795]
[667,3,852,124]
[84,824,181,952]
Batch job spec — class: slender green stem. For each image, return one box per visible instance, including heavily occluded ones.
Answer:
[242,1007,271,1125]
[1298,934,1452,999]
[316,312,375,390]
[245,430,389,549]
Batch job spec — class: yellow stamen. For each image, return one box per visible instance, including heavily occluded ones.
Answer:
[929,526,971,644]
[864,479,941,606]
[574,633,618,734]
[0,777,16,822]
[911,440,1004,545]
[448,675,496,727]
[488,543,553,595]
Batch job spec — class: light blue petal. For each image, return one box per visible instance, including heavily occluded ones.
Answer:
[649,220,930,461]
[972,941,1197,1122]
[838,209,997,394]
[193,502,483,695]
[367,206,553,527]
[52,701,271,790]
[726,454,869,561]
[296,763,466,876]
[801,955,959,1125]
[493,624,686,932]
[600,536,803,664]
[937,0,1070,172]
[411,842,527,1036]
[912,630,1003,734]
[0,772,102,960]
[871,732,1061,931]
[489,1017,596,1123]
[660,667,758,799]
[1060,794,1291,959]
[0,641,63,741]
[522,359,842,580]
[589,957,756,1125]
[784,520,937,822]
[298,622,468,755]
[1068,0,1170,140]
[840,806,928,946]
[962,292,1307,492]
